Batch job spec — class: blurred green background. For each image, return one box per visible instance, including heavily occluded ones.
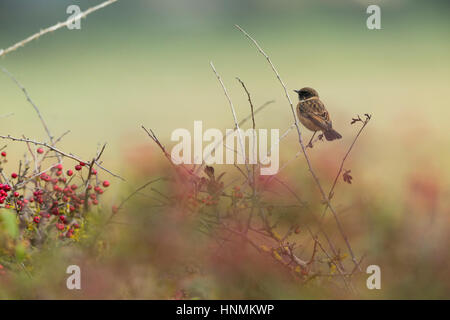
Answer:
[2,0,449,214]
[1,0,450,298]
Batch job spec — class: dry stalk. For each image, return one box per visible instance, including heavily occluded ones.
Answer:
[0,0,118,58]
[235,24,361,272]
[0,134,124,180]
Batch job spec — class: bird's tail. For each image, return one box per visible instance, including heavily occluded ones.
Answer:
[324,129,342,141]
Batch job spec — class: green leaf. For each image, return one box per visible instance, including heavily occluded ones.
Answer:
[0,209,19,239]
[15,243,26,262]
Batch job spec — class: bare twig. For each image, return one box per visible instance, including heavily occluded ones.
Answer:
[15,163,62,189]
[303,115,372,257]
[236,78,256,130]
[0,0,119,58]
[0,168,10,185]
[141,126,192,174]
[210,62,250,178]
[235,77,258,233]
[0,134,124,180]
[235,25,360,272]
[328,115,372,200]
[313,232,352,291]
[42,130,71,161]
[1,67,54,143]
[196,99,274,175]
[84,144,107,212]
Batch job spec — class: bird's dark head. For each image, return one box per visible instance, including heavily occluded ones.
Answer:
[294,87,319,101]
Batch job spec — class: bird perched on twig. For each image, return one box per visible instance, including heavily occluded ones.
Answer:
[294,87,342,144]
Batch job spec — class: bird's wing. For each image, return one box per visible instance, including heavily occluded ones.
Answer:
[302,100,332,131]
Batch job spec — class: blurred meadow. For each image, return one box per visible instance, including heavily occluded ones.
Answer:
[1,0,450,299]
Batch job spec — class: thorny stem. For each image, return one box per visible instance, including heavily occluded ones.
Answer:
[0,134,124,180]
[195,100,274,176]
[0,0,119,58]
[236,77,258,232]
[235,24,361,272]
[210,62,250,180]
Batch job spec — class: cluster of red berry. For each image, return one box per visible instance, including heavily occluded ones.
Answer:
[186,193,219,208]
[0,150,111,239]
[0,183,12,204]
[232,186,244,199]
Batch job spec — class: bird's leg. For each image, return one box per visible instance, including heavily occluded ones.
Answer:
[307,131,317,148]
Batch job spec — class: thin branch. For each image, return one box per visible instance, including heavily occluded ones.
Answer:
[0,134,124,180]
[196,99,274,175]
[15,163,62,189]
[0,66,56,153]
[141,126,193,176]
[236,77,257,189]
[236,77,257,233]
[83,143,106,212]
[0,168,10,185]
[328,115,372,200]
[0,0,119,58]
[313,232,352,291]
[42,130,71,161]
[210,62,250,178]
[235,25,360,271]
[236,78,256,130]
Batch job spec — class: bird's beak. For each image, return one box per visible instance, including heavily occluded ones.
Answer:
[293,90,299,93]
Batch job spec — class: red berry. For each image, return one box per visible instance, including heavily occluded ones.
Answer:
[56,164,63,170]
[37,148,44,154]
[75,165,82,171]
[79,162,86,167]
[102,181,110,188]
[13,192,19,197]
[11,173,18,179]
[59,215,66,222]
[33,216,40,223]
[67,170,73,176]
[1,152,6,157]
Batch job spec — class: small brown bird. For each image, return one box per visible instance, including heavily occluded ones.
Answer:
[294,87,342,142]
